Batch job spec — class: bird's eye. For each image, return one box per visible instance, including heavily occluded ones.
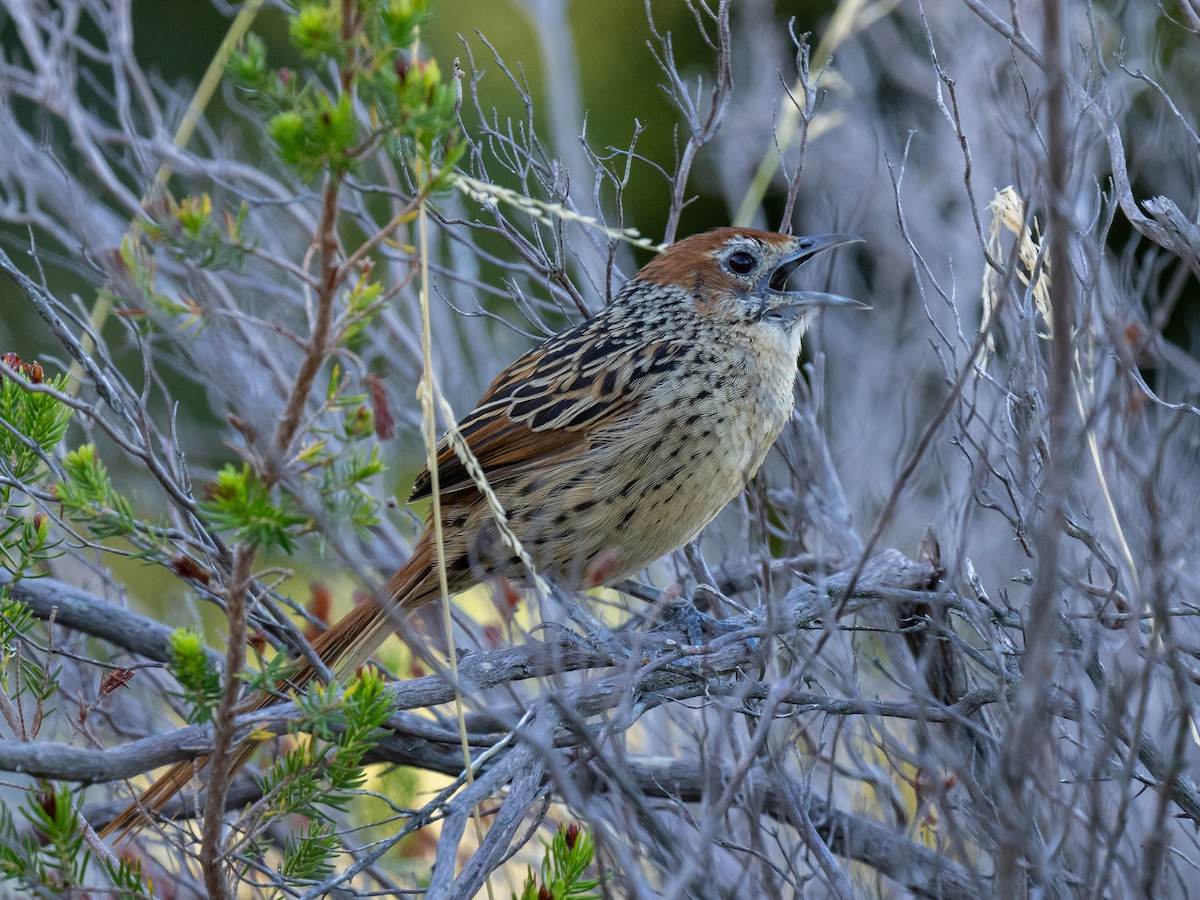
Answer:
[726,251,757,275]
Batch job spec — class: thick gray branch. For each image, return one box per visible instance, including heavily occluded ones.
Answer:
[1,569,220,666]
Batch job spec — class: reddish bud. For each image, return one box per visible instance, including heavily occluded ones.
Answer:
[37,789,57,822]
[28,793,65,848]
[366,373,395,440]
[100,667,135,696]
[304,583,334,642]
[1,353,47,383]
[309,583,332,623]
[203,477,237,503]
[170,555,211,585]
[538,887,553,900]
[564,822,581,850]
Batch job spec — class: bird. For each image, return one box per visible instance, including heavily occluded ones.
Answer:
[100,225,863,840]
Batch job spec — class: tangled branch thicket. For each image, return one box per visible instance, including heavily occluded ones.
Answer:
[1,0,1199,896]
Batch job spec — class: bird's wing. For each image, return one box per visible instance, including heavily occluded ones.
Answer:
[409,317,686,502]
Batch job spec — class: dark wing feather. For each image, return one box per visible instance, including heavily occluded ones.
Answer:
[409,314,684,502]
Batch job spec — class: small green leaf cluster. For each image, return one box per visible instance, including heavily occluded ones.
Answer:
[278,819,339,883]
[514,823,600,900]
[263,666,395,815]
[268,92,359,177]
[0,512,53,591]
[55,444,141,541]
[258,666,396,884]
[228,0,462,182]
[201,463,310,553]
[0,784,85,892]
[142,192,250,270]
[102,236,182,324]
[338,264,388,348]
[242,643,299,697]
[286,363,390,543]
[0,363,71,487]
[322,365,377,440]
[0,359,70,738]
[52,443,183,587]
[0,595,61,734]
[0,782,148,896]
[0,358,69,585]
[168,628,224,724]
[318,445,386,536]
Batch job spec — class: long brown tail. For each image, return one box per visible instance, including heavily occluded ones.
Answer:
[100,541,435,842]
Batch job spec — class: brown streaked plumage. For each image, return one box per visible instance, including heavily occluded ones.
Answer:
[101,226,863,841]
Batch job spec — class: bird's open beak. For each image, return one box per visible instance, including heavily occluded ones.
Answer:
[761,233,869,316]
[785,290,870,310]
